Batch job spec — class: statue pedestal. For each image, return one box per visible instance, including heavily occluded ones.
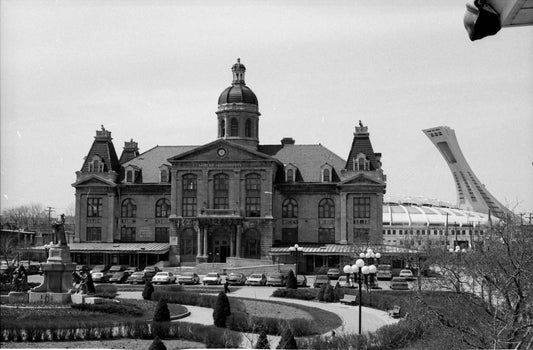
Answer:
[8,291,29,304]
[28,291,72,304]
[31,245,76,298]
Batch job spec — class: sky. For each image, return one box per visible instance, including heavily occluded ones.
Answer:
[1,0,532,217]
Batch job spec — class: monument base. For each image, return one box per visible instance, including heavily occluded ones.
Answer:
[8,291,29,304]
[29,291,72,304]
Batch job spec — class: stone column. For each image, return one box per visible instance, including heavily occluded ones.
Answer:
[236,225,242,258]
[230,230,235,257]
[203,226,208,257]
[197,227,202,258]
[340,192,348,244]
[168,217,180,266]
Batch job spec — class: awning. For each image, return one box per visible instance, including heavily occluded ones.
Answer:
[30,243,170,255]
[270,244,423,256]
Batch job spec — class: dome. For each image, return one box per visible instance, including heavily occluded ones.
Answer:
[218,85,258,105]
[217,58,258,106]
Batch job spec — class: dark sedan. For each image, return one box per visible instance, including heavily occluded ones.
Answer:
[226,273,246,285]
[109,271,131,283]
[127,271,147,284]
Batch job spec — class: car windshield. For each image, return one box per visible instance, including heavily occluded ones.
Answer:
[250,274,261,278]
[229,273,242,277]
[378,265,391,270]
[316,275,328,280]
[270,274,282,278]
[182,272,194,276]
[339,276,347,281]
[156,272,168,276]
[131,272,143,277]
[112,272,123,277]
[206,273,218,277]
[328,269,340,272]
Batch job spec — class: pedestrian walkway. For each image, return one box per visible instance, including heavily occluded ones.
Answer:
[117,287,399,348]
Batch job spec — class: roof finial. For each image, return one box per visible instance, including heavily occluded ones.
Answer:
[359,120,363,128]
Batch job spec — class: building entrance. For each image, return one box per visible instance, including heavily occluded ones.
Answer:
[213,239,230,263]
[209,226,232,263]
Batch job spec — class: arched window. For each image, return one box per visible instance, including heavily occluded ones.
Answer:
[121,198,137,218]
[282,198,298,218]
[88,155,105,172]
[245,119,252,137]
[230,118,239,136]
[220,119,225,137]
[318,198,335,218]
[286,169,294,182]
[213,173,229,209]
[323,168,330,182]
[182,174,197,217]
[358,157,365,170]
[155,198,171,218]
[245,173,261,217]
[126,170,133,183]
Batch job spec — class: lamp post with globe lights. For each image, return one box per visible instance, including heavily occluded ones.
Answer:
[344,258,366,334]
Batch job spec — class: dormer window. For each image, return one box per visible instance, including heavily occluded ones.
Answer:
[88,155,105,172]
[126,170,134,183]
[287,169,294,182]
[158,165,171,183]
[354,153,369,171]
[323,168,330,182]
[124,165,140,184]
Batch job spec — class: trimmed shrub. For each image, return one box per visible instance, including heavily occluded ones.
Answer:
[149,336,167,350]
[285,270,297,289]
[255,329,270,349]
[94,284,117,299]
[323,284,335,302]
[271,288,318,300]
[333,282,342,301]
[143,280,154,300]
[277,326,298,349]
[72,302,144,317]
[213,291,231,328]
[317,283,327,301]
[153,299,171,322]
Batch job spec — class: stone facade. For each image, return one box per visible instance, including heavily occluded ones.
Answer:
[72,59,387,271]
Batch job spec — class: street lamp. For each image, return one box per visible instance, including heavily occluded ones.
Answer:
[288,244,301,278]
[344,258,366,334]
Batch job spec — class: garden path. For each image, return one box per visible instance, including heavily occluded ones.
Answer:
[118,288,399,348]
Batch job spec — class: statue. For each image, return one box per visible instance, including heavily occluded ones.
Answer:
[359,120,364,128]
[52,214,67,246]
[11,265,28,292]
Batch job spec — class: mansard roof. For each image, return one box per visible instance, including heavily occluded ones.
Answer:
[258,144,346,183]
[122,145,197,183]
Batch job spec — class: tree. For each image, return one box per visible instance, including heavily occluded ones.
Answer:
[153,299,171,322]
[148,336,167,350]
[213,291,231,327]
[143,280,154,300]
[285,270,297,289]
[1,204,49,232]
[277,327,297,349]
[419,218,533,348]
[323,284,335,302]
[254,329,270,349]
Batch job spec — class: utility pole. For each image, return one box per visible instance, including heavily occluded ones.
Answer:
[46,207,55,225]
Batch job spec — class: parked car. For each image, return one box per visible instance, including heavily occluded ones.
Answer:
[109,271,131,283]
[226,272,246,285]
[203,272,222,285]
[152,271,176,284]
[106,265,127,278]
[338,275,352,288]
[91,271,109,283]
[127,271,147,284]
[296,274,308,287]
[90,265,110,274]
[327,268,341,280]
[266,272,286,287]
[245,273,267,286]
[376,264,393,280]
[125,266,138,274]
[313,274,330,288]
[390,277,410,290]
[399,269,415,280]
[177,272,200,285]
[143,266,161,281]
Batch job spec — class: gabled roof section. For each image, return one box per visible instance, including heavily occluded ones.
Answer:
[259,143,346,182]
[339,172,386,186]
[168,139,279,162]
[345,123,380,171]
[72,174,117,188]
[80,126,121,173]
[122,145,198,183]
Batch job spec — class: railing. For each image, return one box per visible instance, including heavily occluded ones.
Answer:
[199,208,240,216]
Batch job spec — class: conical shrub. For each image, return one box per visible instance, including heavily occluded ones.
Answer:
[213,291,231,328]
[324,284,335,302]
[148,336,167,350]
[285,270,297,290]
[277,327,297,349]
[153,299,171,322]
[255,329,270,349]
[143,280,154,300]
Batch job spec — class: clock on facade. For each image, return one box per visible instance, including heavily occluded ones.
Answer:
[217,148,227,157]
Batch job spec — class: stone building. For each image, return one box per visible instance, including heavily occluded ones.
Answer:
[71,59,387,272]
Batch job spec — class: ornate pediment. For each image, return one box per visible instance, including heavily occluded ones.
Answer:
[168,139,278,164]
[72,173,117,188]
[339,173,384,186]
